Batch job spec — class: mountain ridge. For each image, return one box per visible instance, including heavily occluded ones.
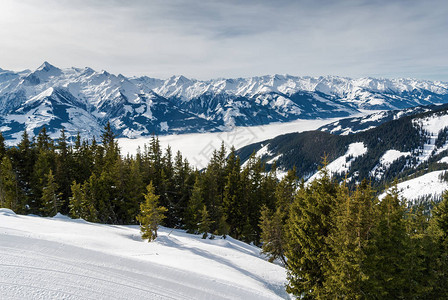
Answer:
[1,62,448,143]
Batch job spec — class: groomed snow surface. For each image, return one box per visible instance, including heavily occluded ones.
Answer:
[0,210,288,300]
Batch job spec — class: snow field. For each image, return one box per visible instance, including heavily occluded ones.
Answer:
[0,209,288,300]
[380,170,448,203]
[306,142,368,184]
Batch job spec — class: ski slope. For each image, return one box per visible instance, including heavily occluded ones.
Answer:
[0,209,288,300]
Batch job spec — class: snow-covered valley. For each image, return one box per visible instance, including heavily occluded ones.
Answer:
[0,209,287,300]
[118,116,348,168]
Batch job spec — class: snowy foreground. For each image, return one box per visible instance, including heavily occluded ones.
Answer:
[0,209,288,299]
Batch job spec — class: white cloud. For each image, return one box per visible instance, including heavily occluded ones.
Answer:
[0,0,447,81]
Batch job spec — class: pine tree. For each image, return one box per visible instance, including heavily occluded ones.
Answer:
[136,182,167,242]
[275,168,297,217]
[405,205,437,298]
[223,150,243,238]
[0,157,20,212]
[285,167,338,298]
[79,179,99,222]
[55,129,73,214]
[199,205,213,239]
[0,132,6,159]
[69,181,83,218]
[10,130,35,212]
[41,169,63,216]
[427,191,448,297]
[324,180,377,298]
[185,177,204,234]
[362,187,410,298]
[260,205,287,265]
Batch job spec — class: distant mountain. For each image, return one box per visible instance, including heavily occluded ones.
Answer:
[317,105,438,135]
[1,62,448,142]
[236,104,448,202]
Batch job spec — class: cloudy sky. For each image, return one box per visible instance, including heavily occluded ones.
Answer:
[0,0,447,80]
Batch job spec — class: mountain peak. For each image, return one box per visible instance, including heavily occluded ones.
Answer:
[36,61,60,72]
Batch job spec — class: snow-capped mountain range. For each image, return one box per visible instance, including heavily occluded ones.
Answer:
[1,62,448,142]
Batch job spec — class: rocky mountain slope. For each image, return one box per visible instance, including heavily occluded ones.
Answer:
[1,62,447,143]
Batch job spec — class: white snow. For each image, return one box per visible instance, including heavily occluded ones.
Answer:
[413,115,448,164]
[118,117,347,168]
[380,170,448,203]
[370,150,411,180]
[381,150,411,165]
[0,210,288,300]
[307,142,368,184]
[439,157,448,164]
[159,121,169,132]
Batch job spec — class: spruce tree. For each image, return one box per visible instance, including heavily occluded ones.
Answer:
[324,180,377,298]
[285,167,338,298]
[136,182,167,242]
[427,191,448,297]
[41,170,63,216]
[199,205,213,239]
[185,177,204,234]
[0,157,20,212]
[79,179,99,222]
[223,150,243,238]
[55,129,73,214]
[69,181,83,219]
[260,206,287,265]
[362,187,410,298]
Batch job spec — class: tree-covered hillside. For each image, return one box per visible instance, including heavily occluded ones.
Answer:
[237,105,448,191]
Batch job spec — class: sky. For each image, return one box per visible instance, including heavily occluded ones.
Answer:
[0,0,447,81]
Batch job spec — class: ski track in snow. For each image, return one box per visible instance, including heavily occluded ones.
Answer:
[0,210,288,300]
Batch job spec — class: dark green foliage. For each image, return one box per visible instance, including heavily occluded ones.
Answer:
[199,205,213,239]
[260,206,287,265]
[0,156,21,212]
[362,188,410,298]
[41,169,63,217]
[285,168,338,298]
[184,177,204,234]
[324,180,377,299]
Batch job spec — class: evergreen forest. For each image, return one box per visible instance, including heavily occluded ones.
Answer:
[1,123,448,298]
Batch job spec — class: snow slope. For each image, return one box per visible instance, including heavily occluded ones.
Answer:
[0,209,288,300]
[370,150,411,180]
[306,142,368,184]
[380,170,448,203]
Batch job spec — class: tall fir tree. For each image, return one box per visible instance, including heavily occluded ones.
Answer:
[136,182,167,242]
[41,169,63,217]
[0,157,20,212]
[285,167,338,298]
[324,180,377,298]
[260,205,288,265]
[362,187,410,298]
[199,205,213,239]
[427,191,448,297]
[185,177,204,234]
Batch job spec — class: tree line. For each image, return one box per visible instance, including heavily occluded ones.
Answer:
[262,166,448,298]
[1,124,448,298]
[0,124,282,244]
